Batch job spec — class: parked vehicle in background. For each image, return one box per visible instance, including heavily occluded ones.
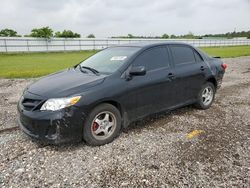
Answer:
[18,42,226,146]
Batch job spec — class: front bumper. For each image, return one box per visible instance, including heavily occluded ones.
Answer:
[18,104,86,144]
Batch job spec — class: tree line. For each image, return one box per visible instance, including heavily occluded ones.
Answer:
[1,27,250,39]
[0,27,95,38]
[112,31,250,39]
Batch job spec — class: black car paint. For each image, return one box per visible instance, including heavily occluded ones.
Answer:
[27,68,106,98]
[18,42,225,144]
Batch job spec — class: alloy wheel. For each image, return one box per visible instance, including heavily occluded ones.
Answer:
[202,86,214,106]
[91,111,117,140]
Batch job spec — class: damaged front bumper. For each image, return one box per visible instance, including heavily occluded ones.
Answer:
[17,104,86,144]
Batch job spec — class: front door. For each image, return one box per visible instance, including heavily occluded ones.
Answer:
[124,46,175,120]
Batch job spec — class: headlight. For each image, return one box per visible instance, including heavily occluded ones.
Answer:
[40,96,81,111]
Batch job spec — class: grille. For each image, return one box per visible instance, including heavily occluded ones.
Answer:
[22,98,42,111]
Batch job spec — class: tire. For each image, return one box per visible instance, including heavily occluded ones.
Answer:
[195,82,215,110]
[83,103,121,146]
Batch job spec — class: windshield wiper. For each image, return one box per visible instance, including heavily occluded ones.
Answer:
[79,65,99,75]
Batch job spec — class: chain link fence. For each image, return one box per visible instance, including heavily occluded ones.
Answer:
[0,37,249,52]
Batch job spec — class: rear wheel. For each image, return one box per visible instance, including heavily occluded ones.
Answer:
[195,82,215,109]
[83,103,121,146]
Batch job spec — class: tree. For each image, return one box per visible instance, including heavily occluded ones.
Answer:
[170,34,177,38]
[29,26,53,39]
[54,31,61,38]
[162,34,169,39]
[246,31,250,39]
[185,32,195,39]
[55,30,81,38]
[87,34,95,38]
[127,34,134,38]
[0,28,21,37]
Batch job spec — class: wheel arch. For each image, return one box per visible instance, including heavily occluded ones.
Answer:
[206,76,217,89]
[90,99,129,128]
[101,100,123,116]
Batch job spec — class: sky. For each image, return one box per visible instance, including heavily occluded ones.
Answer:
[0,0,250,37]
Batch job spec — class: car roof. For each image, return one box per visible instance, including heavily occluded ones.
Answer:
[112,41,193,49]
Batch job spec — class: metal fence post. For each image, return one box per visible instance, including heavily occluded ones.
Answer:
[27,39,29,52]
[4,39,7,52]
[63,39,66,52]
[46,39,49,52]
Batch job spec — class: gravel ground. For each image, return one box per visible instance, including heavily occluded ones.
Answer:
[0,56,250,187]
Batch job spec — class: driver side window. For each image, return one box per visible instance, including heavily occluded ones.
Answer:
[133,46,170,71]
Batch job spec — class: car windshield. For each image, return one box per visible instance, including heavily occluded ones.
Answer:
[79,47,140,74]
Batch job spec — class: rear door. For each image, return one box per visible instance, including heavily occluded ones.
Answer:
[169,44,207,105]
[125,46,175,120]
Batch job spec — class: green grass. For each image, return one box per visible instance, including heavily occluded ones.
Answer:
[201,45,250,58]
[0,45,250,78]
[0,51,96,78]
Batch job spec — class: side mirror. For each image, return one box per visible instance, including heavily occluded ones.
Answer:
[129,66,146,76]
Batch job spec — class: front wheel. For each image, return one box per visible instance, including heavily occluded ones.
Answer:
[83,103,121,146]
[195,82,215,109]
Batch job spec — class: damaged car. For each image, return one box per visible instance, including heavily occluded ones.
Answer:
[18,42,226,146]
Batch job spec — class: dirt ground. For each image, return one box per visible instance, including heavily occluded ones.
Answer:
[0,56,249,187]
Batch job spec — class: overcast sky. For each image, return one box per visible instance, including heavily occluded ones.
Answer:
[0,0,250,37]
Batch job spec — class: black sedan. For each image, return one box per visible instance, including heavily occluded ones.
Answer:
[18,42,226,146]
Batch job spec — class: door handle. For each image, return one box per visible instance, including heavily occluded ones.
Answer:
[200,66,205,71]
[168,73,175,80]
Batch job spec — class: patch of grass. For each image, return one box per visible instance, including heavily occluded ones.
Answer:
[0,51,96,78]
[201,45,250,58]
[0,45,250,78]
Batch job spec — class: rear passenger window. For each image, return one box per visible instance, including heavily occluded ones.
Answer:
[194,50,203,62]
[171,45,196,65]
[133,47,170,71]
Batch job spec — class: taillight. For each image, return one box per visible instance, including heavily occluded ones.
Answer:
[221,63,227,70]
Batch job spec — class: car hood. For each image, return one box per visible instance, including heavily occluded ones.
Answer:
[27,68,106,98]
